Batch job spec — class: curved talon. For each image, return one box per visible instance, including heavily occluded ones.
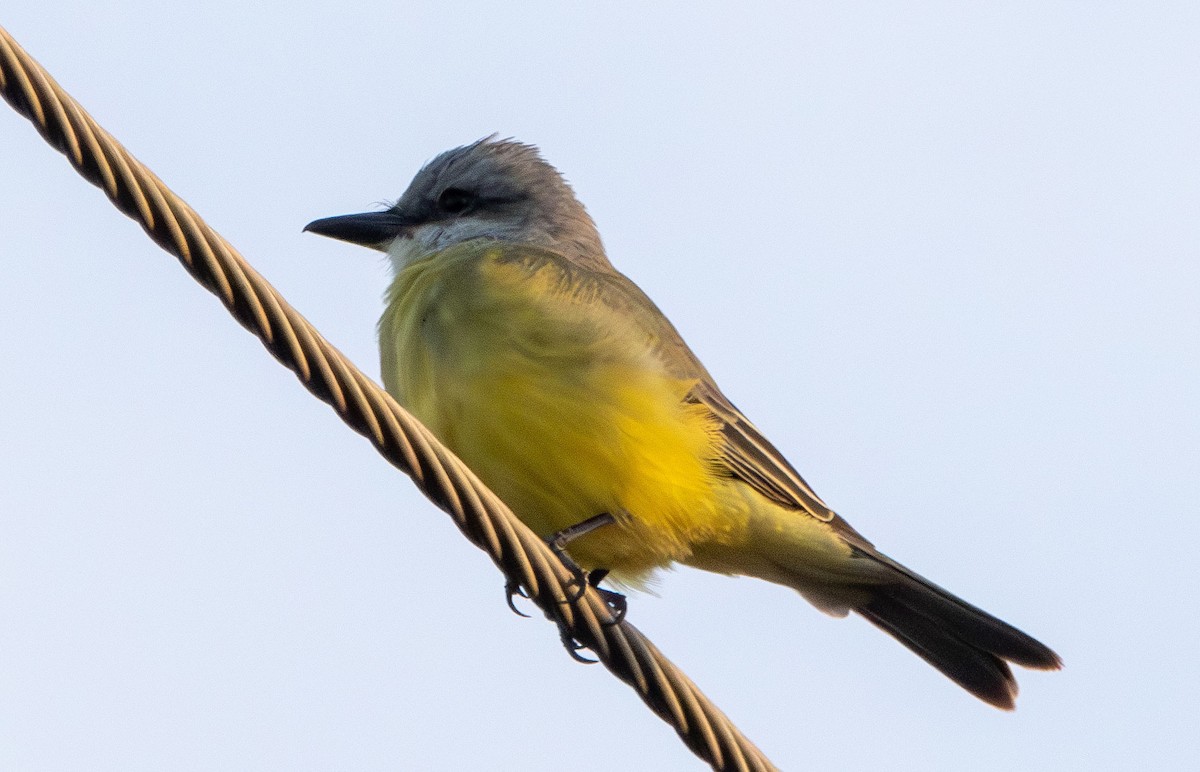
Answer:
[558,623,598,664]
[504,580,531,618]
[585,568,627,625]
[598,587,628,625]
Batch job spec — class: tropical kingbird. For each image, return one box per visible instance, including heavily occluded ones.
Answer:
[305,137,1060,708]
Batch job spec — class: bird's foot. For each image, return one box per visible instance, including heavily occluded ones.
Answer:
[585,569,627,624]
[545,512,616,602]
[503,512,627,660]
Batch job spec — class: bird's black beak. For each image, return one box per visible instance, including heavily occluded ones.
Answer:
[303,210,414,249]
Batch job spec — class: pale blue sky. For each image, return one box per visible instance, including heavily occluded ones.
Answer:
[1,3,1197,770]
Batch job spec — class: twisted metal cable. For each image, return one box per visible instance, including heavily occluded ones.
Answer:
[0,25,779,772]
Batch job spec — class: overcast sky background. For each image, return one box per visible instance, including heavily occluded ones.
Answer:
[1,4,1197,771]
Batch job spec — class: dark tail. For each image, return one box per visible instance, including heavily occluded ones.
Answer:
[855,551,1062,710]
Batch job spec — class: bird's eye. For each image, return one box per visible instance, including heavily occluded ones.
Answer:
[438,187,474,214]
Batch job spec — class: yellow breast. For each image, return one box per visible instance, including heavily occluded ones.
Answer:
[377,241,726,581]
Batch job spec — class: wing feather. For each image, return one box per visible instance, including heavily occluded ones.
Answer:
[493,245,843,525]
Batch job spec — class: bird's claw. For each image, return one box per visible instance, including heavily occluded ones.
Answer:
[504,579,531,617]
[597,589,628,625]
[558,623,599,664]
[508,512,629,661]
[583,568,627,625]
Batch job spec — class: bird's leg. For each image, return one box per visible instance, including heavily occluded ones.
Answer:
[548,512,617,556]
[506,514,611,615]
[504,512,628,647]
[546,513,628,624]
[549,513,613,603]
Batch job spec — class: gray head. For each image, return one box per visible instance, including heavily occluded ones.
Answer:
[305,137,609,270]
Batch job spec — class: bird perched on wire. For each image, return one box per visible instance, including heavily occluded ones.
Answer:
[305,136,1060,709]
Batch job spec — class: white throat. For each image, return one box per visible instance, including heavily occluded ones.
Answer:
[384,222,482,274]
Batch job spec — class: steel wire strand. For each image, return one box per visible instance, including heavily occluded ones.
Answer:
[0,26,779,772]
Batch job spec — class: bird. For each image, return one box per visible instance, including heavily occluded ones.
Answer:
[304,136,1061,709]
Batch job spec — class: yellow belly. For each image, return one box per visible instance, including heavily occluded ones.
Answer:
[378,242,730,582]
